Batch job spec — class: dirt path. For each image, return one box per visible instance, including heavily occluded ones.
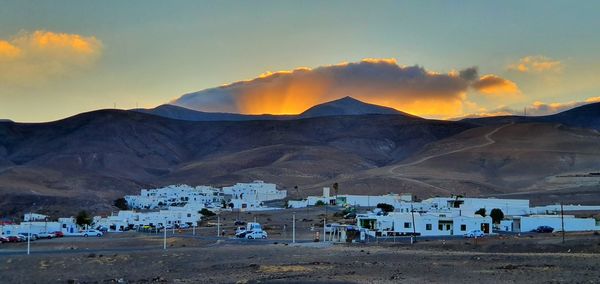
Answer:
[386,123,512,191]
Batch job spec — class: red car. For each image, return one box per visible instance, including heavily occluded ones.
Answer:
[52,231,64,237]
[7,236,21,242]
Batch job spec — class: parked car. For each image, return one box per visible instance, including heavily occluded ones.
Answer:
[16,234,30,242]
[18,232,38,240]
[96,226,109,232]
[52,231,65,238]
[81,229,103,237]
[532,226,554,233]
[37,232,56,239]
[245,230,267,239]
[178,223,190,229]
[464,229,485,238]
[235,226,247,238]
[234,220,246,226]
[7,235,21,242]
[0,236,9,243]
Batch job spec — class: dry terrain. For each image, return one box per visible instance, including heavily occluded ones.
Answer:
[1,208,600,283]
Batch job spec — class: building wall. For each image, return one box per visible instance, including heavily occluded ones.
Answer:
[519,216,600,232]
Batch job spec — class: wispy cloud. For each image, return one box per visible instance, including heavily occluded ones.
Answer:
[0,30,103,87]
[172,59,519,118]
[508,55,562,73]
[460,96,600,118]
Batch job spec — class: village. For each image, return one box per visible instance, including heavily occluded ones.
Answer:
[2,180,600,246]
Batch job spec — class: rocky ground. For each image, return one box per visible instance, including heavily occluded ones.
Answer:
[1,229,600,283]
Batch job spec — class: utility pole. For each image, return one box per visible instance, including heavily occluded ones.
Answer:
[292,213,296,243]
[163,223,167,250]
[217,214,220,237]
[560,203,565,244]
[323,218,326,243]
[410,203,417,244]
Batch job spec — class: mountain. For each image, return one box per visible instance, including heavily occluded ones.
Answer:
[133,97,411,121]
[463,102,600,130]
[310,122,600,205]
[133,104,294,121]
[298,96,408,118]
[0,110,471,216]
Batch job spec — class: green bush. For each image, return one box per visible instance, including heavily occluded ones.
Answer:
[199,208,216,217]
[314,200,326,206]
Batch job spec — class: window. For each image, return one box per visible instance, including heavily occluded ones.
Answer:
[426,224,432,230]
[187,214,191,217]
[438,224,443,230]
[460,224,466,231]
[404,222,411,228]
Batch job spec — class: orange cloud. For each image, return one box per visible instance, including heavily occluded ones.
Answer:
[173,59,518,118]
[174,59,479,118]
[472,75,520,96]
[509,56,562,73]
[0,40,22,59]
[0,30,102,87]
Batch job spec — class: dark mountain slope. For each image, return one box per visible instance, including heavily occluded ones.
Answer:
[0,110,473,215]
[463,102,600,130]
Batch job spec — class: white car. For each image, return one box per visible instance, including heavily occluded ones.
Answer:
[81,229,103,237]
[37,232,56,239]
[464,229,485,238]
[245,230,267,239]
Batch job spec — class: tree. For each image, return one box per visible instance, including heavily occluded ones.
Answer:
[314,200,326,206]
[475,208,486,217]
[75,210,92,227]
[199,208,215,217]
[376,203,394,213]
[332,182,339,196]
[114,198,128,210]
[490,208,504,224]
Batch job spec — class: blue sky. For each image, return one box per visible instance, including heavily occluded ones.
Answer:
[1,0,599,121]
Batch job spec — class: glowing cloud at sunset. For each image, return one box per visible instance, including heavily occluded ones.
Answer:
[172,59,519,118]
[0,30,102,87]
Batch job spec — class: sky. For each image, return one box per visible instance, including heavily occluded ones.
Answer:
[1,0,599,122]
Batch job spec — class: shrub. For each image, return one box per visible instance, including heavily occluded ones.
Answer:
[475,208,486,217]
[114,198,128,210]
[314,200,326,206]
[199,208,216,217]
[490,208,504,224]
[376,203,394,213]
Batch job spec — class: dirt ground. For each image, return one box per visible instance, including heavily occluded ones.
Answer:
[1,208,600,283]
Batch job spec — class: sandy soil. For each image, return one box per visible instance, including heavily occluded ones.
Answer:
[1,207,600,284]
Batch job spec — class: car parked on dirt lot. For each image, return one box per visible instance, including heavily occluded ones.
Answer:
[81,229,103,237]
[52,231,65,237]
[37,232,56,239]
[7,235,21,242]
[18,232,38,240]
[532,226,554,233]
[464,229,485,238]
[245,230,267,239]
[0,236,9,243]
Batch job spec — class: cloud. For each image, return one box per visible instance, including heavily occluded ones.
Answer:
[0,30,102,87]
[172,59,518,118]
[471,74,521,96]
[508,56,562,73]
[461,96,600,118]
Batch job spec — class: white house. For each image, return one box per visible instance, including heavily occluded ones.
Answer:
[356,211,492,237]
[222,180,287,204]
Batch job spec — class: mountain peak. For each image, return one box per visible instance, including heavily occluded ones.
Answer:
[299,96,415,118]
